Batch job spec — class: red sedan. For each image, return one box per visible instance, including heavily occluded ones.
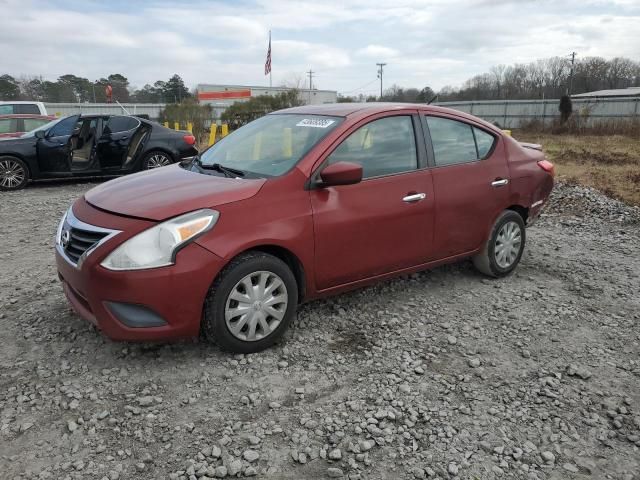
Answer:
[0,114,56,139]
[55,103,554,353]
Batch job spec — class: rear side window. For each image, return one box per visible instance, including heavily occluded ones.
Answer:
[474,127,496,158]
[0,105,14,115]
[0,118,18,134]
[426,117,476,166]
[104,116,140,133]
[327,116,417,179]
[426,116,496,166]
[16,104,40,114]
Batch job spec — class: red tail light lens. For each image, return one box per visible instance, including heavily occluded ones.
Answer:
[538,159,555,177]
[183,134,196,146]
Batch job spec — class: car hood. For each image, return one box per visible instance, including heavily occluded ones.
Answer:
[85,164,266,221]
[0,136,33,145]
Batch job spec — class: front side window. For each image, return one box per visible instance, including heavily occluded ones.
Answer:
[104,116,140,134]
[48,116,79,137]
[327,116,417,179]
[199,114,342,177]
[23,118,52,132]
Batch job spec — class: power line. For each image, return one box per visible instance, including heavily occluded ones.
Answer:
[376,63,387,99]
[341,78,378,94]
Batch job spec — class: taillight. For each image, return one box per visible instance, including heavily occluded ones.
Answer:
[537,159,555,177]
[183,134,196,146]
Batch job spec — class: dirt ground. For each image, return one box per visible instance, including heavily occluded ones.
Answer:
[513,132,640,207]
[1,179,639,480]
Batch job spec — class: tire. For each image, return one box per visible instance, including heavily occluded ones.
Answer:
[0,156,29,191]
[142,151,173,170]
[202,251,298,353]
[473,210,526,278]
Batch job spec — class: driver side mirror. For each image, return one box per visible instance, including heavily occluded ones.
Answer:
[35,130,46,139]
[319,161,363,187]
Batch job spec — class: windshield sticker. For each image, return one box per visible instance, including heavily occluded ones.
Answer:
[296,118,335,128]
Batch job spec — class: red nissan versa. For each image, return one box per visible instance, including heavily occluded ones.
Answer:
[55,103,554,353]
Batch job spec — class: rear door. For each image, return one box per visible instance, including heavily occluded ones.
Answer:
[36,115,79,173]
[422,114,509,257]
[310,112,434,290]
[96,116,141,170]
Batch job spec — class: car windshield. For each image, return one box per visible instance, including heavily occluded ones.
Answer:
[198,114,343,177]
[21,117,65,137]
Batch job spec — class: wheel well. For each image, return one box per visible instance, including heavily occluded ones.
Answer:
[142,148,175,163]
[507,205,529,223]
[243,245,306,302]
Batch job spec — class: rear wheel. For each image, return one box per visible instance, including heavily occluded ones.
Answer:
[473,210,526,277]
[143,151,172,169]
[0,156,29,191]
[202,252,298,353]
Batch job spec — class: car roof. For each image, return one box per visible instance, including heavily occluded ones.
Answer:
[0,100,45,105]
[273,102,502,133]
[0,114,55,119]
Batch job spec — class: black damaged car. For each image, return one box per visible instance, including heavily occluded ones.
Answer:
[0,114,198,191]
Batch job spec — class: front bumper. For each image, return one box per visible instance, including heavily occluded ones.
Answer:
[55,202,224,342]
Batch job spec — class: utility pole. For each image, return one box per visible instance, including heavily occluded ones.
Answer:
[307,69,314,105]
[376,63,387,100]
[568,51,577,96]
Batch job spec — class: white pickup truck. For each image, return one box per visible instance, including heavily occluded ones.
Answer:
[0,101,48,115]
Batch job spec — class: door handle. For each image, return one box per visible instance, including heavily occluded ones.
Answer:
[403,193,426,203]
[491,179,509,187]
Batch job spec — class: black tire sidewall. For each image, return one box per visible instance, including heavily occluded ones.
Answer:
[203,253,298,353]
[0,156,29,191]
[487,211,526,277]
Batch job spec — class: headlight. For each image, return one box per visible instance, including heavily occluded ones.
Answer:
[101,209,219,271]
[56,209,69,246]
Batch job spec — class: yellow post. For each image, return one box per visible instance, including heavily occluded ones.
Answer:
[208,125,218,146]
[163,121,169,128]
[187,122,193,133]
[221,124,229,137]
[174,122,180,130]
[502,129,512,136]
[282,128,292,158]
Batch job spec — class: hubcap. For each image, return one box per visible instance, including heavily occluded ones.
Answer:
[494,221,522,268]
[225,271,288,342]
[146,154,171,169]
[0,159,25,189]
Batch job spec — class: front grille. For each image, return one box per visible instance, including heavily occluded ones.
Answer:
[58,208,119,267]
[64,227,109,263]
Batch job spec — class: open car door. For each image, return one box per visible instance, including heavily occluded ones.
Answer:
[96,116,142,171]
[36,115,80,173]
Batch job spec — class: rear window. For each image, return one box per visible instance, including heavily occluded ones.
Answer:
[16,104,40,114]
[104,116,140,133]
[0,105,14,115]
[0,118,18,134]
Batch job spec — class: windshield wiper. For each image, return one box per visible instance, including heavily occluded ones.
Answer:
[194,158,245,178]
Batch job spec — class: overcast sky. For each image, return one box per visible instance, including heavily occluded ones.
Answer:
[2,0,639,95]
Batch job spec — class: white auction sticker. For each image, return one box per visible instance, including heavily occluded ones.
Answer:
[296,118,336,128]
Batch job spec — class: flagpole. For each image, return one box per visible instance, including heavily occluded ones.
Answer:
[269,30,272,88]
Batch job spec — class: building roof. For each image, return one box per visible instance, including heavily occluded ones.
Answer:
[197,83,337,94]
[572,87,640,98]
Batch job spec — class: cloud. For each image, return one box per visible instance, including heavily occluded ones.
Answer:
[1,0,638,93]
[356,45,400,59]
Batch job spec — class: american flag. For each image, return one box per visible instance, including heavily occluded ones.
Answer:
[264,32,271,76]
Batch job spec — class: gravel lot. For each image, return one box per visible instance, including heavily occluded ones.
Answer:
[1,180,639,480]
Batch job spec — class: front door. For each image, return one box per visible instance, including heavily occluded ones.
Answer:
[310,113,434,290]
[423,114,510,257]
[96,116,141,171]
[36,115,79,173]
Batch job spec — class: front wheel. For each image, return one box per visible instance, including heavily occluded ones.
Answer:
[202,252,298,353]
[473,210,526,277]
[0,156,29,191]
[143,151,173,170]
